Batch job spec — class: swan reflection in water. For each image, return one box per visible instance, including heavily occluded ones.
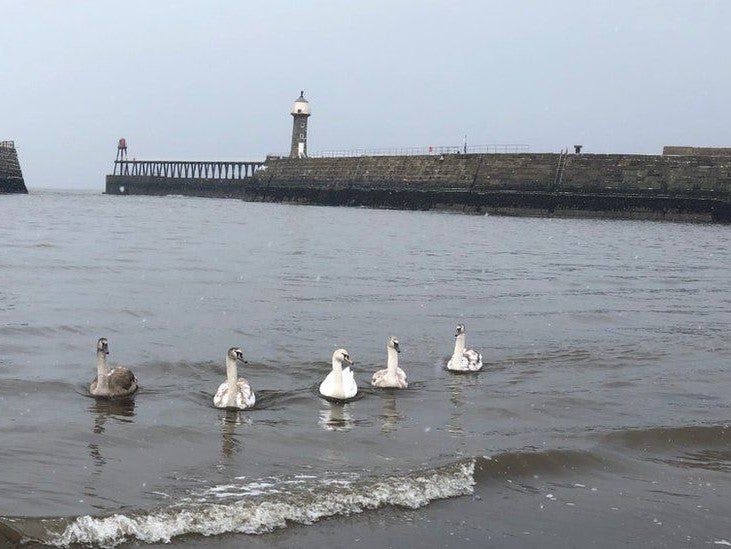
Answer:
[89,396,136,435]
[446,377,465,436]
[88,398,136,473]
[219,409,250,462]
[378,394,403,434]
[318,402,354,432]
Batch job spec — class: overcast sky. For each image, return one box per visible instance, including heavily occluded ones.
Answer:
[2,0,729,189]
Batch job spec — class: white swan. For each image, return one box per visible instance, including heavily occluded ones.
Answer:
[213,347,255,409]
[89,337,138,398]
[447,324,483,372]
[371,336,408,388]
[319,349,357,400]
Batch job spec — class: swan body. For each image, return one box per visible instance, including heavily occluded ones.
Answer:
[372,336,408,389]
[213,347,255,409]
[319,349,357,400]
[447,324,483,372]
[89,338,138,398]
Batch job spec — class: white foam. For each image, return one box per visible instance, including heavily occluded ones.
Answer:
[45,460,475,548]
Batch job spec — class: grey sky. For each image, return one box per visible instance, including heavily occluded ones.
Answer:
[2,0,729,189]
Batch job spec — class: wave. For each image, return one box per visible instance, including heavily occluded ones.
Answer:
[599,424,731,473]
[601,424,730,449]
[468,426,731,483]
[0,378,79,398]
[0,324,85,337]
[1,460,475,547]
[2,430,727,547]
[656,449,731,473]
[475,448,608,481]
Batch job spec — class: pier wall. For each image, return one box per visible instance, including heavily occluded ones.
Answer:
[106,153,731,222]
[663,146,731,157]
[0,142,28,194]
[105,176,258,198]
[259,153,731,194]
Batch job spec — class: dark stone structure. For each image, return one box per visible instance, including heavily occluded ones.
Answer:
[663,146,731,157]
[0,141,28,194]
[106,152,731,223]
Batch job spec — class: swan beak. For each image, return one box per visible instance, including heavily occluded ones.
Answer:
[345,357,354,366]
[394,342,401,353]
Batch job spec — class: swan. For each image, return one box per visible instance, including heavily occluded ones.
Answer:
[89,337,139,398]
[319,349,357,400]
[371,336,408,388]
[213,347,255,409]
[447,324,483,372]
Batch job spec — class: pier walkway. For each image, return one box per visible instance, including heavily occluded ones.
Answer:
[112,160,263,179]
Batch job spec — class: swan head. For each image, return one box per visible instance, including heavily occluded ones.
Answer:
[454,324,465,337]
[387,336,400,353]
[227,347,248,364]
[97,337,109,355]
[333,348,354,366]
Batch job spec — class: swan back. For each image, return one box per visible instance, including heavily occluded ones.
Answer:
[213,379,255,409]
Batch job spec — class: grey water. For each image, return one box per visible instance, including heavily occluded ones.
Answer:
[0,189,729,547]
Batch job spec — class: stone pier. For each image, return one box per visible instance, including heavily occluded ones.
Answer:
[106,151,731,223]
[0,141,28,194]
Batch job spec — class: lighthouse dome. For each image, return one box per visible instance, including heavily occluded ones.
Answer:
[291,91,311,116]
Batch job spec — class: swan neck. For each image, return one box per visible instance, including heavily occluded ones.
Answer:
[453,333,466,356]
[226,356,238,393]
[330,358,344,396]
[387,347,399,373]
[96,351,109,390]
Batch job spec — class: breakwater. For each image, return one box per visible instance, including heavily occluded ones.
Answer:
[0,141,28,194]
[106,152,731,222]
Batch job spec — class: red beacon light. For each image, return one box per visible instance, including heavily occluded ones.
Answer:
[116,138,128,161]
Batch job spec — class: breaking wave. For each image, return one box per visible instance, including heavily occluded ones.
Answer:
[3,427,727,547]
[3,460,475,547]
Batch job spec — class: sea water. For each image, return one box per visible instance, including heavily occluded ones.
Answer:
[0,190,729,547]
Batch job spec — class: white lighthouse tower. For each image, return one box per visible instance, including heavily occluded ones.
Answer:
[290,91,311,158]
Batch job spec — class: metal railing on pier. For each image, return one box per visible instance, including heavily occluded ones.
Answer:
[312,144,529,158]
[112,159,264,179]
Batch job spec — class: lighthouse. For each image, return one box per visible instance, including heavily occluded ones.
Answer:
[290,91,311,158]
